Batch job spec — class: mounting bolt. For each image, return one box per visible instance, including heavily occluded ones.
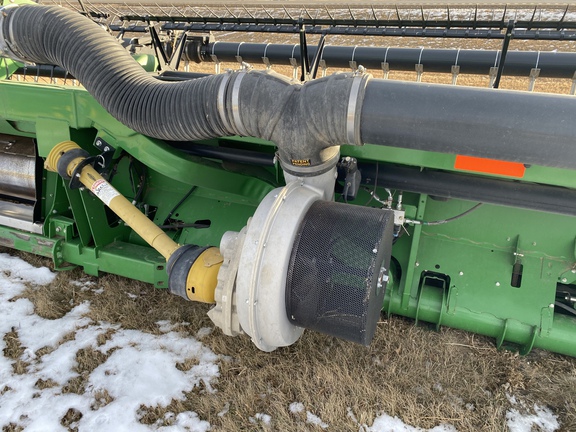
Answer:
[415,262,420,267]
[572,269,576,274]
[459,271,464,276]
[562,278,568,283]
[496,282,501,287]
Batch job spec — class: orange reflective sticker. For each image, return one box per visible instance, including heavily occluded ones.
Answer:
[454,155,525,178]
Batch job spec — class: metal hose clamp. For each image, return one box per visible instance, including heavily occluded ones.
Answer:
[0,4,27,64]
[230,71,250,137]
[216,71,234,134]
[0,5,12,58]
[346,70,372,146]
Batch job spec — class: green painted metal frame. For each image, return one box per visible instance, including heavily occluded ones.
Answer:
[1,75,575,356]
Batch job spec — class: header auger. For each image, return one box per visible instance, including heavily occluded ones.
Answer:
[1,0,576,356]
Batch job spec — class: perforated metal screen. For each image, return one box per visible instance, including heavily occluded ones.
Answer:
[285,201,394,345]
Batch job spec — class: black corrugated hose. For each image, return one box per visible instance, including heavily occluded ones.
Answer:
[1,4,362,169]
[3,5,228,142]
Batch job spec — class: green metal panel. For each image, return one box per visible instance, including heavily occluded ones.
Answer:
[344,144,576,189]
[383,193,576,356]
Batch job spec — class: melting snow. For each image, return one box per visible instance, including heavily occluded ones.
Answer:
[0,252,562,431]
[0,253,218,431]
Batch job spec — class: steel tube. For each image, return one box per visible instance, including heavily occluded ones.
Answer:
[0,134,36,201]
[0,153,35,200]
[110,23,576,41]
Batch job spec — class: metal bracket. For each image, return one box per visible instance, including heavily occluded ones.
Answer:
[69,156,98,189]
[528,67,541,91]
[93,137,116,171]
[68,138,115,189]
[493,20,515,89]
[149,25,190,73]
[309,33,327,80]
[298,19,310,82]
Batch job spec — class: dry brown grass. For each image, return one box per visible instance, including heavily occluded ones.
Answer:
[5,247,575,431]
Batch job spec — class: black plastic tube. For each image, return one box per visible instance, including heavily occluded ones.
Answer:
[169,142,275,166]
[360,79,576,170]
[206,43,576,78]
[360,163,576,216]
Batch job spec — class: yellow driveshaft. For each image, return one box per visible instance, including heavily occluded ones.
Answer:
[45,141,222,303]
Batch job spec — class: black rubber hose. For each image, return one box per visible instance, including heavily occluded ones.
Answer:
[2,5,360,169]
[3,5,230,142]
[360,79,576,170]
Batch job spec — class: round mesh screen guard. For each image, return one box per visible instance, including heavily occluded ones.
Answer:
[286,201,394,345]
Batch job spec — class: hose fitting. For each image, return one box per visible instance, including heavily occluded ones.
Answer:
[0,3,24,62]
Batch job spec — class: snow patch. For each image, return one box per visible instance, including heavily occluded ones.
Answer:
[306,411,328,429]
[507,404,559,432]
[0,254,218,431]
[250,413,271,425]
[289,402,304,413]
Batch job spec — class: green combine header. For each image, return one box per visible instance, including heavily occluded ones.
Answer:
[1,0,576,355]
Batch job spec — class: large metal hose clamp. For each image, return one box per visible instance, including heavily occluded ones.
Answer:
[0,4,27,64]
[230,70,251,137]
[346,69,372,146]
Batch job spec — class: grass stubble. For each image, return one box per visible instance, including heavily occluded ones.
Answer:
[4,34,576,432]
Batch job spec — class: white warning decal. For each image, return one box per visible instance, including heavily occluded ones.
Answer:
[91,178,120,206]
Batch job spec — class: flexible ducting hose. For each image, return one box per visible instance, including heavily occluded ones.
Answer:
[0,4,366,171]
[2,5,227,142]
